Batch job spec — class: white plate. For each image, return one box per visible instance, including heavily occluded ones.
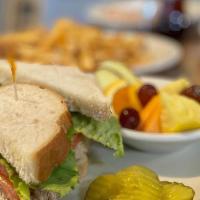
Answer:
[122,77,200,153]
[104,32,182,75]
[87,0,162,30]
[65,143,200,200]
[131,33,183,75]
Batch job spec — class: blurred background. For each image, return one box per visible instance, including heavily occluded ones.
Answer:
[0,0,199,83]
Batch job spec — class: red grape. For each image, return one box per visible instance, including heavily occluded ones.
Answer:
[119,108,140,130]
[181,85,200,103]
[138,84,158,106]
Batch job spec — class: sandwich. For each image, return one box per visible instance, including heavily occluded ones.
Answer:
[0,60,124,200]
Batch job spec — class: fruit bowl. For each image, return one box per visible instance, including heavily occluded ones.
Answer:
[122,77,200,153]
[122,128,200,153]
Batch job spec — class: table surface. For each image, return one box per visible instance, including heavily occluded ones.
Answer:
[65,142,200,199]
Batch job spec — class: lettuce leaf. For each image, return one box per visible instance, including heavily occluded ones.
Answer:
[0,149,78,199]
[0,112,123,199]
[70,112,124,157]
[40,150,78,197]
[0,158,30,200]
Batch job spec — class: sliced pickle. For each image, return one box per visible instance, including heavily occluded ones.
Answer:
[162,181,195,200]
[116,165,162,200]
[84,174,121,200]
[110,192,136,200]
[117,165,159,179]
[84,166,195,200]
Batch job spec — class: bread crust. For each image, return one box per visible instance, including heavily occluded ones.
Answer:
[36,127,69,181]
[35,99,72,181]
[35,103,72,181]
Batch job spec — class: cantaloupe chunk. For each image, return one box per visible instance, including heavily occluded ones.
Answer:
[112,85,142,116]
[139,95,161,133]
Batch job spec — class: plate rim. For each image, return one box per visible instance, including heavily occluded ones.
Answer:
[131,33,183,75]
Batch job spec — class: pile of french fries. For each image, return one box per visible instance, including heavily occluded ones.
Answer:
[0,19,151,72]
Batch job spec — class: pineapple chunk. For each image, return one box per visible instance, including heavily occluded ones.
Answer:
[161,78,190,94]
[160,92,200,132]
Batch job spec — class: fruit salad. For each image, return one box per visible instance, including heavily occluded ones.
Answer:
[85,165,195,200]
[95,61,200,134]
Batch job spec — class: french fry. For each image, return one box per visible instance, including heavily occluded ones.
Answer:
[0,19,152,72]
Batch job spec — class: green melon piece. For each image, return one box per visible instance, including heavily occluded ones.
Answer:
[100,61,142,89]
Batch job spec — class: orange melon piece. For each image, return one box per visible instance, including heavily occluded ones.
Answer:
[112,85,142,116]
[139,95,161,133]
[112,86,131,115]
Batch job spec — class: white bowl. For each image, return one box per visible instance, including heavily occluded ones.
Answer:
[122,77,200,153]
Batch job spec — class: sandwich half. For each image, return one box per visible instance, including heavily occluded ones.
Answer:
[0,61,124,200]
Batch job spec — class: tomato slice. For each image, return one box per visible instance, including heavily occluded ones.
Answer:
[0,165,9,178]
[71,134,84,149]
[0,165,20,200]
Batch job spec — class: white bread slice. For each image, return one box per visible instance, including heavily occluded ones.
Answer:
[0,60,111,121]
[0,83,71,184]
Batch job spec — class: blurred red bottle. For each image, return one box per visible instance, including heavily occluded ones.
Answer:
[156,0,188,39]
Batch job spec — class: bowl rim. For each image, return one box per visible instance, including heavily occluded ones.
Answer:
[122,128,200,143]
[122,76,200,143]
